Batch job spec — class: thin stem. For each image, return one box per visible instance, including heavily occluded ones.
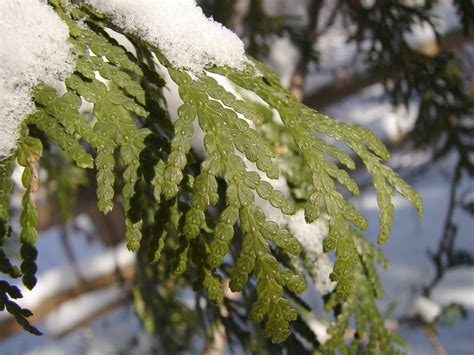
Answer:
[289,0,324,100]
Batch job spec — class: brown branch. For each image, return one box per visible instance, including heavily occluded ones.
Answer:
[396,317,448,355]
[289,0,324,100]
[303,29,474,109]
[201,323,227,355]
[423,325,448,355]
[0,262,135,340]
[201,278,237,355]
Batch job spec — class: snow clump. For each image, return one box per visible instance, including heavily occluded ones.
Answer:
[287,210,336,295]
[257,192,336,295]
[411,296,442,323]
[0,0,74,158]
[85,0,247,75]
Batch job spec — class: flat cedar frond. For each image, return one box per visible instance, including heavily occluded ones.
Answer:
[0,0,424,348]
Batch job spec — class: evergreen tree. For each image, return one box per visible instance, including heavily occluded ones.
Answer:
[0,0,471,353]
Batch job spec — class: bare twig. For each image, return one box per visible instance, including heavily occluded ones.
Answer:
[423,325,448,355]
[424,158,462,296]
[289,0,324,100]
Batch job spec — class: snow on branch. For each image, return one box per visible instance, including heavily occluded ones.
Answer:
[0,0,74,158]
[85,0,247,74]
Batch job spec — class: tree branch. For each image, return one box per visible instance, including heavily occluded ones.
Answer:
[289,0,324,100]
[423,157,462,296]
[0,262,134,340]
[303,29,474,109]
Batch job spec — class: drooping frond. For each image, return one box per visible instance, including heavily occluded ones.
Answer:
[0,0,424,347]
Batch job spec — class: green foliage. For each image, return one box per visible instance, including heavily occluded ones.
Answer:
[211,60,422,302]
[17,135,43,291]
[343,0,474,177]
[0,281,41,336]
[0,0,427,350]
[156,69,307,341]
[321,235,407,354]
[0,158,20,282]
[0,159,14,265]
[0,142,41,335]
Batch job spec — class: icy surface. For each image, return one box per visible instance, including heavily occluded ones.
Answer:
[86,0,246,74]
[0,0,74,158]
